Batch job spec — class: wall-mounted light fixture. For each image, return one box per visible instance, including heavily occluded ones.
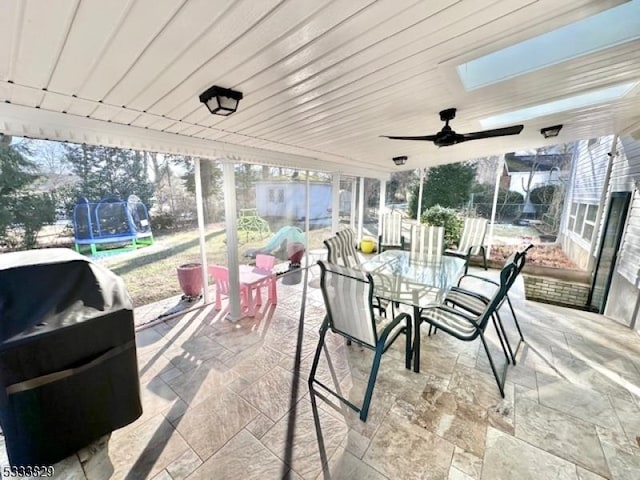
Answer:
[392,155,408,166]
[199,85,243,116]
[540,124,563,138]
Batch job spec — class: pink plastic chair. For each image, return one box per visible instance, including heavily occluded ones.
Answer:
[254,254,278,306]
[208,265,250,312]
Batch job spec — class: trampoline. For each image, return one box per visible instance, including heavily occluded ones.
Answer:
[73,195,154,255]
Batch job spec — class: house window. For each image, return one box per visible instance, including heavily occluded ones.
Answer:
[582,204,598,242]
[268,188,284,203]
[570,202,598,242]
[568,202,578,231]
[575,204,586,233]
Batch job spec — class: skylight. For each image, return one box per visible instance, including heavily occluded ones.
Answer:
[480,81,638,128]
[457,0,640,91]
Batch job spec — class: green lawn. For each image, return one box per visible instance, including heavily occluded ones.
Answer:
[99,224,331,307]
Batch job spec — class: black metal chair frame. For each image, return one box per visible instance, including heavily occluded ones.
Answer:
[308,261,412,421]
[448,245,533,363]
[420,258,521,397]
[444,245,488,275]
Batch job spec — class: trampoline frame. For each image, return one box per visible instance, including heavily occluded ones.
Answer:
[73,197,154,255]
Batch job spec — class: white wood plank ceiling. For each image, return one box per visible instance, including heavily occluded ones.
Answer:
[0,0,638,175]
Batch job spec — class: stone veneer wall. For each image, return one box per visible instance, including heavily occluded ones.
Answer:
[522,274,590,309]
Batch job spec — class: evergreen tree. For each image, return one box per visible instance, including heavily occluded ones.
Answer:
[179,156,223,222]
[235,163,258,210]
[63,144,154,206]
[0,136,55,249]
[408,162,476,217]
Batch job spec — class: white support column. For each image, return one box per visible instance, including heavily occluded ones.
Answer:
[350,178,357,230]
[357,177,365,242]
[378,179,386,241]
[222,162,242,321]
[194,158,210,304]
[416,168,425,223]
[305,171,310,268]
[331,173,341,234]
[486,155,505,259]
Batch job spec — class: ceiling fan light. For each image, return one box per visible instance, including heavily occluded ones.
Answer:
[392,156,408,166]
[199,85,243,116]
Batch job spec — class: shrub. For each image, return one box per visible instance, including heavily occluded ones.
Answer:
[471,184,524,220]
[151,211,175,231]
[530,185,557,205]
[421,205,463,249]
[408,162,476,218]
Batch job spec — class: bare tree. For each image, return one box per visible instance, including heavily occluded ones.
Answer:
[28,139,73,191]
[472,155,502,185]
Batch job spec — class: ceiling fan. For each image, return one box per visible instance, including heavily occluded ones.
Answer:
[381,108,524,147]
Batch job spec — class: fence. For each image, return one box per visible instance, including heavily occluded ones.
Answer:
[471,203,554,224]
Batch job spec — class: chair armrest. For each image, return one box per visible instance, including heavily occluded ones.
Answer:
[467,245,486,256]
[378,312,411,342]
[457,273,499,288]
[449,286,490,303]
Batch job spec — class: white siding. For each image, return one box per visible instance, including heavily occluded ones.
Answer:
[613,136,640,285]
[560,137,613,269]
[255,182,332,223]
[571,136,612,203]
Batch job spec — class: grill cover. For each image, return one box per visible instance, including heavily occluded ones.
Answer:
[0,248,142,466]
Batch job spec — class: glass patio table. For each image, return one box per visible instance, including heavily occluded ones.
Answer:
[359,250,466,373]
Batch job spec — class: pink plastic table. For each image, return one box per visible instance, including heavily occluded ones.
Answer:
[238,265,277,316]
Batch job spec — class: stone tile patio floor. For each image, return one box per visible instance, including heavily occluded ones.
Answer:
[4,266,640,479]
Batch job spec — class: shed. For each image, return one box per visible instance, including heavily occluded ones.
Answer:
[255,181,333,225]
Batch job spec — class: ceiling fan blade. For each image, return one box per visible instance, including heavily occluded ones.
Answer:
[460,125,524,141]
[381,135,438,141]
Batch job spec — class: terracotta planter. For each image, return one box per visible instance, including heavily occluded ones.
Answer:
[177,263,203,297]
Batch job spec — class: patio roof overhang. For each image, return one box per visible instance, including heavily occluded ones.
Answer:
[3,0,640,322]
[1,0,639,173]
[0,103,390,179]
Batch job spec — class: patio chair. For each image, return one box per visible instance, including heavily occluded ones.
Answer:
[409,224,444,264]
[378,211,405,252]
[445,245,533,363]
[419,256,521,397]
[309,261,412,421]
[208,265,250,313]
[326,233,387,316]
[444,217,488,274]
[336,227,362,267]
[324,235,348,266]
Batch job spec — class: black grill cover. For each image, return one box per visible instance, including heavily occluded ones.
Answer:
[0,248,142,466]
